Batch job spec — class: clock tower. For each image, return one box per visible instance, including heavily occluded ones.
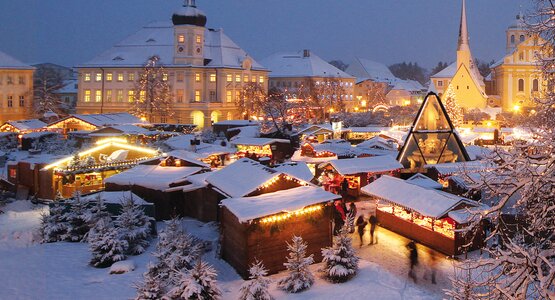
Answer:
[172,0,206,66]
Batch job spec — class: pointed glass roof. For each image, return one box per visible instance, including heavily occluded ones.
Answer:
[397,93,470,171]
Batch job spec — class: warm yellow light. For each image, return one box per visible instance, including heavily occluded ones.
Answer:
[140,116,147,122]
[259,205,323,224]
[417,98,423,104]
[513,104,521,112]
[329,108,334,113]
[361,100,367,107]
[96,137,127,145]
[486,121,492,127]
[403,100,411,106]
[354,107,359,111]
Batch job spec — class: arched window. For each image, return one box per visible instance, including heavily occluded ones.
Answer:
[191,111,205,128]
[210,111,221,124]
[532,79,539,92]
[519,35,525,42]
[518,79,525,92]
[510,35,515,44]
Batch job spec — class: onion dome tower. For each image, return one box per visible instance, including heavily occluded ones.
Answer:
[173,0,206,65]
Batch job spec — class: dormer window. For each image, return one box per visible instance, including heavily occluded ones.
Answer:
[178,35,185,43]
[146,38,156,43]
[113,56,124,61]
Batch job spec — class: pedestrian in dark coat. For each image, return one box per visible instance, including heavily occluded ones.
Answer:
[368,214,378,244]
[341,178,349,196]
[333,201,345,235]
[407,240,419,283]
[347,202,357,233]
[355,216,367,247]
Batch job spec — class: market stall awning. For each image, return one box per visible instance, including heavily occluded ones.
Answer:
[320,156,402,175]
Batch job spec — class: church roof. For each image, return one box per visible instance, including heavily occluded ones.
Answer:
[0,50,34,70]
[261,50,353,79]
[79,22,265,70]
[431,62,457,79]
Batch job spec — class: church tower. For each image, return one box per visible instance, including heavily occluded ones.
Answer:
[173,0,206,66]
[506,12,527,54]
[456,0,473,72]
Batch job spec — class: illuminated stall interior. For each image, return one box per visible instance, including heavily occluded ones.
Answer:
[43,138,160,198]
[46,113,146,136]
[397,93,470,172]
[230,137,291,162]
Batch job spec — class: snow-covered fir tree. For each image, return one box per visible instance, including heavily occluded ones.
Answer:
[39,201,68,243]
[238,260,273,300]
[115,193,153,255]
[68,153,81,168]
[134,271,164,300]
[85,194,111,236]
[278,236,314,293]
[61,191,90,242]
[88,218,128,268]
[443,85,463,127]
[321,225,359,283]
[166,260,221,300]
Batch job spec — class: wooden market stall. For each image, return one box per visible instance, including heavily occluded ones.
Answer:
[220,185,341,278]
[361,175,485,256]
[230,137,292,162]
[46,113,146,136]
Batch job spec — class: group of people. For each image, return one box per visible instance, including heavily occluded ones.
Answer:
[355,214,378,247]
[333,200,356,235]
[406,240,438,284]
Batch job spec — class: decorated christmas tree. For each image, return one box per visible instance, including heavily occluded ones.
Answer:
[115,193,153,255]
[321,225,359,283]
[167,259,221,300]
[88,218,127,268]
[443,85,463,127]
[238,260,273,300]
[40,201,68,243]
[278,236,314,293]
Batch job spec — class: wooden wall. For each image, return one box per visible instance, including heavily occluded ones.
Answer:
[182,188,222,222]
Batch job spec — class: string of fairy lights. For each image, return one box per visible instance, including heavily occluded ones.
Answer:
[259,205,323,224]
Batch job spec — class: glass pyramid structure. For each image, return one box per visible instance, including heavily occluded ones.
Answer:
[397,92,470,171]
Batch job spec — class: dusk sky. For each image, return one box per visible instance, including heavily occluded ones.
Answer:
[0,0,532,69]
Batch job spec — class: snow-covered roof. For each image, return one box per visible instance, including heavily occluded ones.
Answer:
[214,120,259,126]
[390,80,424,92]
[346,126,386,133]
[321,156,402,175]
[465,145,493,161]
[425,161,494,176]
[166,149,210,168]
[50,113,145,128]
[2,119,46,131]
[362,176,471,219]
[221,186,340,222]
[273,162,314,183]
[230,137,289,146]
[228,126,260,139]
[81,191,151,205]
[22,131,59,139]
[261,50,353,79]
[55,79,78,94]
[205,158,277,197]
[89,125,153,136]
[346,57,398,84]
[290,149,338,164]
[79,21,265,70]
[356,136,398,152]
[104,165,202,190]
[0,50,34,70]
[164,134,231,156]
[431,62,457,78]
[406,173,443,190]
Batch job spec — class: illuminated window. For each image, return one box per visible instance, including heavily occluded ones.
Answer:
[162,73,168,81]
[226,90,232,102]
[178,35,185,43]
[194,90,201,102]
[244,75,249,83]
[128,73,135,81]
[227,74,232,82]
[251,76,256,83]
[7,96,12,107]
[9,168,16,179]
[19,96,24,107]
[139,90,146,101]
[128,90,135,102]
[196,35,201,44]
[259,76,264,83]
[106,73,113,81]
[117,90,123,102]
[195,73,201,82]
[84,90,91,102]
[210,74,216,82]
[235,90,240,100]
[235,74,241,82]
[117,73,123,82]
[106,90,112,102]
[95,73,102,82]
[95,90,102,102]
[84,73,91,82]
[176,89,184,103]
[177,72,184,82]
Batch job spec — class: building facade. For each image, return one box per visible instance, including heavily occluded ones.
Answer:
[346,58,398,110]
[0,51,34,123]
[76,0,268,128]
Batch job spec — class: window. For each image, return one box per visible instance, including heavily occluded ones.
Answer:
[209,91,216,102]
[95,90,102,102]
[532,79,539,92]
[162,73,168,81]
[9,168,16,179]
[243,75,249,83]
[6,76,13,85]
[235,90,240,100]
[196,35,201,44]
[259,76,264,83]
[227,74,232,82]
[139,90,146,101]
[95,73,102,82]
[117,90,123,102]
[128,90,135,102]
[128,72,135,81]
[226,90,232,102]
[19,96,24,107]
[106,90,112,102]
[209,74,216,82]
[518,79,525,92]
[178,35,185,43]
[510,35,515,44]
[177,72,184,82]
[18,76,25,85]
[117,73,124,82]
[176,89,184,103]
[84,90,91,102]
[251,76,256,83]
[195,73,201,82]
[106,73,113,81]
[7,96,13,107]
[84,73,91,82]
[520,35,525,42]
[519,52,524,61]
[235,74,241,82]
[194,90,201,102]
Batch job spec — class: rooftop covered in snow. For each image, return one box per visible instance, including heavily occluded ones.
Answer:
[320,156,402,175]
[230,137,289,146]
[48,113,146,128]
[406,173,443,190]
[0,50,34,70]
[345,57,398,84]
[81,191,151,205]
[104,164,202,190]
[261,50,353,79]
[0,119,47,132]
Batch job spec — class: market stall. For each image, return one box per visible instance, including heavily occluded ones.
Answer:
[230,137,292,162]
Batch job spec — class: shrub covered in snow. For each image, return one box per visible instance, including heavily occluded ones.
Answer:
[39,201,68,243]
[109,260,136,274]
[278,236,314,293]
[167,260,221,300]
[88,218,128,268]
[61,192,90,242]
[321,226,359,283]
[115,193,153,255]
[239,260,273,300]
[134,273,164,300]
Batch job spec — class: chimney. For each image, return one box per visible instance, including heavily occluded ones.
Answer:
[303,49,310,58]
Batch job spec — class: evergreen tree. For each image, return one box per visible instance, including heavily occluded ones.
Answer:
[68,153,81,168]
[134,271,164,300]
[239,260,273,300]
[167,260,221,300]
[443,85,463,127]
[85,194,111,239]
[115,193,153,255]
[277,236,314,293]
[88,218,128,268]
[39,201,68,243]
[61,191,90,242]
[321,225,359,283]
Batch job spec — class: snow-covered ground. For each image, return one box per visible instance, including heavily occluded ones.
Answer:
[0,200,454,299]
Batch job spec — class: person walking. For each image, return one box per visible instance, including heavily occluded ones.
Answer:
[355,215,367,247]
[368,213,378,245]
[341,178,349,198]
[428,248,438,284]
[407,240,419,283]
[333,201,346,235]
[347,202,357,233]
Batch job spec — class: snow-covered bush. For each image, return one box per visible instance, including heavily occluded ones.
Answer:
[167,260,221,300]
[115,193,153,255]
[239,260,273,300]
[278,236,314,293]
[88,218,127,268]
[321,226,359,283]
[61,192,90,242]
[39,201,68,243]
[134,272,164,300]
[84,194,111,241]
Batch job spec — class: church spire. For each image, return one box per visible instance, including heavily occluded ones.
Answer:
[457,0,470,52]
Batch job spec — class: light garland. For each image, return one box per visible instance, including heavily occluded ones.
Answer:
[259,205,323,224]
[256,174,310,191]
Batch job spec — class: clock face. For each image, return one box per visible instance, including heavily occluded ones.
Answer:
[178,46,184,53]
[196,47,201,54]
